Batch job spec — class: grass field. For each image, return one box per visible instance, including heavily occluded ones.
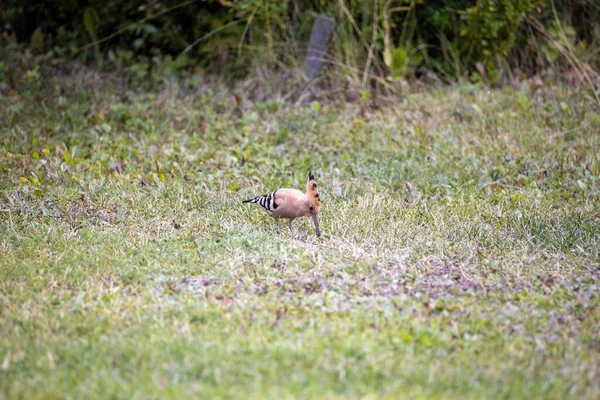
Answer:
[1,73,600,399]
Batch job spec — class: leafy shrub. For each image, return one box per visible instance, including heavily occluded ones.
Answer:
[0,0,598,87]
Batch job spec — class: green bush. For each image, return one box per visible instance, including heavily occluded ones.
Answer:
[0,0,598,86]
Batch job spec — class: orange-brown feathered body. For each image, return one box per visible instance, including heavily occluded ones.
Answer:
[243,172,321,237]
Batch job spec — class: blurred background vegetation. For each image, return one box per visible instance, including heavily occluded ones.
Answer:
[1,0,599,97]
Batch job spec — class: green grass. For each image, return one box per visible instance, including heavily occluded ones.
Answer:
[1,73,600,399]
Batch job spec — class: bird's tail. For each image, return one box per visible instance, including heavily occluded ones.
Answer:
[242,191,277,216]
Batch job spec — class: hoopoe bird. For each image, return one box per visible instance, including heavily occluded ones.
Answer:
[243,171,321,237]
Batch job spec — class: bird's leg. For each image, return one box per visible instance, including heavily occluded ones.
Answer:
[288,218,295,236]
[275,217,280,234]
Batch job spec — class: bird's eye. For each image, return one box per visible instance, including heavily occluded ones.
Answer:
[309,206,314,211]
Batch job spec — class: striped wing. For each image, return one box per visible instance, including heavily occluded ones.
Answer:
[242,190,278,216]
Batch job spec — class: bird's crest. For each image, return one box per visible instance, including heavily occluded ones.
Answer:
[306,171,321,212]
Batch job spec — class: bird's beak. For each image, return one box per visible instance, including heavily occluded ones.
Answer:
[313,215,320,237]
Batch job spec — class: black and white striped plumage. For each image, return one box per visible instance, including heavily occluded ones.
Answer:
[242,190,278,216]
[243,172,321,237]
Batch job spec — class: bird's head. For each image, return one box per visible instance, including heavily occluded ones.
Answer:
[306,171,321,237]
[305,171,321,216]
